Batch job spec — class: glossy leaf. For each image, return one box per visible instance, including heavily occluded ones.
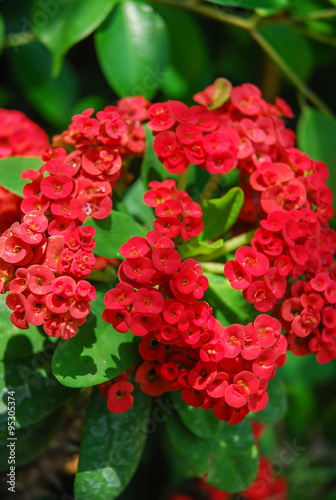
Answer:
[95,1,169,99]
[205,0,288,8]
[8,42,78,129]
[153,4,210,92]
[171,392,222,439]
[178,238,224,261]
[118,177,155,230]
[83,211,147,259]
[201,187,244,241]
[205,272,255,325]
[52,283,139,388]
[0,351,77,431]
[260,25,313,81]
[75,386,151,500]
[32,0,118,76]
[250,373,287,424]
[0,295,57,361]
[0,156,42,197]
[0,406,66,471]
[166,413,258,492]
[297,106,336,216]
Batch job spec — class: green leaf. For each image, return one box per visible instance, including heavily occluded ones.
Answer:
[178,238,224,260]
[201,187,244,241]
[32,0,118,76]
[0,351,77,430]
[171,392,222,439]
[205,272,255,325]
[7,42,79,129]
[153,4,210,93]
[52,283,139,388]
[259,25,313,81]
[0,295,57,361]
[250,374,287,424]
[205,0,288,9]
[166,413,258,493]
[0,406,67,470]
[0,14,4,57]
[75,386,151,500]
[118,177,155,230]
[297,106,336,218]
[0,156,42,197]
[95,1,169,100]
[83,210,147,259]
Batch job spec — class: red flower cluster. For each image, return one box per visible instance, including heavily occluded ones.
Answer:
[0,210,96,339]
[0,108,49,159]
[0,109,50,234]
[225,207,336,363]
[102,229,286,424]
[143,180,203,241]
[99,369,134,413]
[147,83,294,176]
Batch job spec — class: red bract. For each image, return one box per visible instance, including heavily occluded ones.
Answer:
[103,225,285,423]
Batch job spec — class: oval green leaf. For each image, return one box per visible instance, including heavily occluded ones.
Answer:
[0,295,57,361]
[201,187,244,242]
[83,210,147,259]
[259,25,313,81]
[32,0,119,76]
[0,351,77,431]
[75,386,151,500]
[0,156,42,197]
[297,106,336,218]
[95,1,169,99]
[171,392,222,439]
[205,272,255,326]
[0,406,67,471]
[51,283,139,388]
[166,412,258,493]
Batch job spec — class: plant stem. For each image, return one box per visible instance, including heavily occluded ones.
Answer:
[201,262,224,274]
[200,228,256,262]
[198,173,222,203]
[261,8,336,26]
[4,31,36,48]
[250,29,335,117]
[152,0,258,30]
[177,167,189,191]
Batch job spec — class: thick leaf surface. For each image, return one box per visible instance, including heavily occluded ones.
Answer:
[205,272,255,325]
[119,177,154,230]
[260,25,313,81]
[297,106,336,217]
[250,373,287,424]
[32,0,118,76]
[171,392,222,439]
[95,1,169,99]
[83,211,147,259]
[0,296,56,361]
[0,351,77,431]
[166,413,258,493]
[52,284,139,388]
[8,42,78,129]
[178,239,223,260]
[0,406,66,470]
[75,386,151,500]
[0,156,41,197]
[201,187,244,241]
